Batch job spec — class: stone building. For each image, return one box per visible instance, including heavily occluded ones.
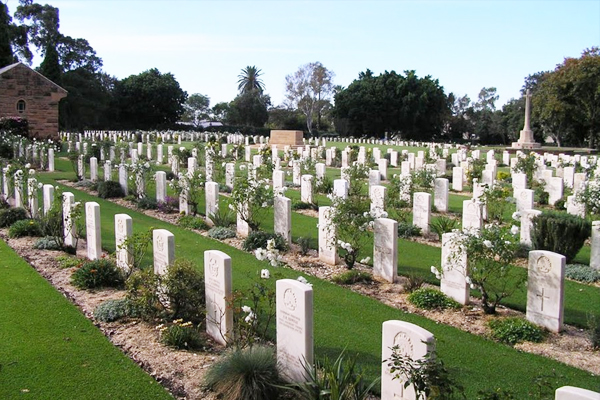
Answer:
[0,62,67,140]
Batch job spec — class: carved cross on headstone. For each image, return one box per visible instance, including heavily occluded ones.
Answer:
[536,287,550,311]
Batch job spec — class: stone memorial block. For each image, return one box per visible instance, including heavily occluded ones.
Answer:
[153,229,175,275]
[435,158,446,176]
[546,177,564,206]
[270,130,303,146]
[42,184,54,215]
[225,163,235,190]
[434,178,449,213]
[390,151,398,167]
[104,161,112,181]
[119,165,128,196]
[370,185,386,214]
[155,171,167,203]
[516,189,535,212]
[563,166,575,188]
[526,250,565,332]
[369,169,381,187]
[573,173,586,193]
[137,142,143,156]
[274,195,292,244]
[179,187,189,215]
[555,386,600,400]
[512,173,527,190]
[115,214,133,272]
[301,175,314,204]
[62,192,76,247]
[276,279,314,382]
[591,221,600,270]
[407,152,415,169]
[205,181,219,224]
[204,250,233,346]
[502,151,510,166]
[85,202,102,260]
[381,320,435,400]
[373,218,398,283]
[414,156,424,171]
[318,206,338,265]
[481,169,494,186]
[333,179,348,199]
[157,144,163,164]
[130,149,138,164]
[452,167,464,191]
[441,232,469,304]
[412,192,431,235]
[221,143,228,158]
[462,199,483,232]
[253,154,262,168]
[373,147,381,161]
[26,177,38,218]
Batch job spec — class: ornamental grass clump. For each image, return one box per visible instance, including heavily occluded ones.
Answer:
[157,319,204,350]
[531,211,591,263]
[203,345,283,400]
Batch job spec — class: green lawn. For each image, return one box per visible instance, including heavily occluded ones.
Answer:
[0,240,172,400]
[32,160,599,397]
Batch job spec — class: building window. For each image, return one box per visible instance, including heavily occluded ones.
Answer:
[16,100,26,114]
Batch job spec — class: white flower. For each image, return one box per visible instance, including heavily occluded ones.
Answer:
[483,240,493,248]
[241,305,252,313]
[25,163,31,168]
[255,248,267,261]
[244,312,256,324]
[510,225,519,235]
[465,276,472,285]
[512,211,521,221]
[360,257,371,264]
[430,266,438,274]
[297,276,312,287]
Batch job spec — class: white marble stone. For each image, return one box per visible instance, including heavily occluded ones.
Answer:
[434,178,449,213]
[42,184,54,215]
[462,199,483,232]
[333,179,348,199]
[204,250,233,346]
[274,196,292,244]
[516,188,535,212]
[115,213,133,272]
[520,209,542,247]
[546,177,564,206]
[153,229,175,275]
[62,192,76,247]
[205,181,219,224]
[119,165,128,196]
[555,386,600,400]
[318,206,338,265]
[85,202,102,260]
[591,221,600,270]
[412,192,431,235]
[373,218,398,283]
[441,232,469,305]
[526,250,565,333]
[301,175,314,204]
[452,167,463,191]
[155,171,167,203]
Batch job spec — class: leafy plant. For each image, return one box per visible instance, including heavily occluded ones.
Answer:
[56,255,84,269]
[178,215,210,231]
[208,206,235,227]
[71,258,125,289]
[230,174,273,231]
[242,231,288,252]
[156,195,179,213]
[531,211,591,263]
[162,259,205,324]
[292,201,319,211]
[429,217,459,241]
[587,312,600,350]
[8,219,42,238]
[157,319,204,350]
[398,222,422,238]
[203,345,283,400]
[565,264,600,283]
[137,196,157,210]
[126,269,163,321]
[408,288,461,310]
[33,236,61,250]
[284,350,379,400]
[332,270,373,285]
[403,273,425,293]
[488,317,546,345]
[116,228,153,274]
[481,183,512,222]
[296,236,312,256]
[97,180,125,198]
[0,207,28,227]
[208,226,236,240]
[94,298,138,322]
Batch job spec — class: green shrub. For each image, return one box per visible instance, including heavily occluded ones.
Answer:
[204,345,283,400]
[208,226,236,240]
[565,264,600,283]
[0,207,28,227]
[208,207,235,227]
[242,231,288,252]
[407,288,461,310]
[71,258,124,289]
[531,211,591,263]
[94,298,138,322]
[285,350,379,400]
[158,320,204,350]
[8,219,43,238]
[137,196,157,210]
[403,273,425,293]
[488,317,546,345]
[296,236,311,255]
[554,198,566,211]
[398,222,422,238]
[0,196,10,209]
[163,259,205,324]
[97,180,125,198]
[332,270,373,285]
[126,269,163,321]
[430,216,459,241]
[292,201,318,211]
[178,215,210,231]
[315,176,333,194]
[33,236,62,250]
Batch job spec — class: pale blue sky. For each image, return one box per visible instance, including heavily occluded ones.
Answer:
[7,0,600,108]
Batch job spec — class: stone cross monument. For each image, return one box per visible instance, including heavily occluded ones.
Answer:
[512,89,541,149]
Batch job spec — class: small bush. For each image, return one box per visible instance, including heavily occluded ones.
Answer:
[554,198,566,210]
[488,317,546,345]
[56,255,84,269]
[137,196,157,210]
[126,269,163,321]
[208,207,235,227]
[71,258,124,289]
[296,236,311,256]
[97,180,125,198]
[398,222,422,238]
[292,201,318,211]
[204,345,283,400]
[403,273,425,293]
[158,320,204,350]
[163,259,206,324]
[33,236,62,250]
[242,231,288,252]
[0,207,28,227]
[407,288,461,310]
[531,211,591,263]
[0,196,10,209]
[94,298,138,322]
[332,270,373,285]
[157,196,179,213]
[430,216,459,241]
[208,226,236,240]
[565,264,600,283]
[178,215,210,231]
[8,219,43,238]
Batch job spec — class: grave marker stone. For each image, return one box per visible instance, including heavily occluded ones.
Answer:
[204,250,233,345]
[462,199,483,232]
[153,229,175,275]
[301,175,313,204]
[441,232,469,304]
[62,192,76,247]
[155,171,167,203]
[205,181,219,224]
[555,386,600,400]
[412,192,431,235]
[373,218,398,283]
[318,206,338,265]
[85,202,102,260]
[526,250,565,333]
[115,214,133,272]
[274,195,292,244]
[591,221,600,270]
[42,184,54,215]
[434,178,449,213]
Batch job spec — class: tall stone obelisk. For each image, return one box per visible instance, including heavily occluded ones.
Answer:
[512,89,541,149]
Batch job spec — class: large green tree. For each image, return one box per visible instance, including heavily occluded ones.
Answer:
[227,89,270,128]
[333,69,448,139]
[237,66,265,93]
[181,93,210,127]
[0,1,31,67]
[113,68,187,129]
[467,87,506,144]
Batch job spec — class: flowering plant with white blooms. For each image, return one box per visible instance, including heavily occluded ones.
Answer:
[254,238,285,267]
[442,223,522,314]
[575,179,600,217]
[127,161,154,199]
[230,175,274,231]
[169,170,205,216]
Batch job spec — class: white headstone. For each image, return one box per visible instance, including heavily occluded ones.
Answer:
[301,175,313,204]
[318,206,338,265]
[119,165,128,195]
[236,203,251,237]
[155,171,167,203]
[90,157,98,182]
[412,192,431,235]
[373,218,398,283]
[274,196,292,244]
[555,386,600,400]
[452,167,463,191]
[62,192,76,247]
[434,178,449,213]
[42,184,54,215]
[441,232,469,304]
[115,213,133,272]
[205,181,219,224]
[381,320,435,400]
[153,229,175,275]
[590,221,600,270]
[276,279,313,382]
[526,250,565,333]
[204,250,233,346]
[85,202,102,260]
[225,163,235,190]
[516,188,535,212]
[462,199,483,232]
[512,173,527,190]
[520,209,542,247]
[48,148,55,171]
[333,179,348,199]
[546,177,564,206]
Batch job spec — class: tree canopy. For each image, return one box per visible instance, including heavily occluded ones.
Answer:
[237,66,265,93]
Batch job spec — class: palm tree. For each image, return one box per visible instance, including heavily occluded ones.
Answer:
[237,66,265,93]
